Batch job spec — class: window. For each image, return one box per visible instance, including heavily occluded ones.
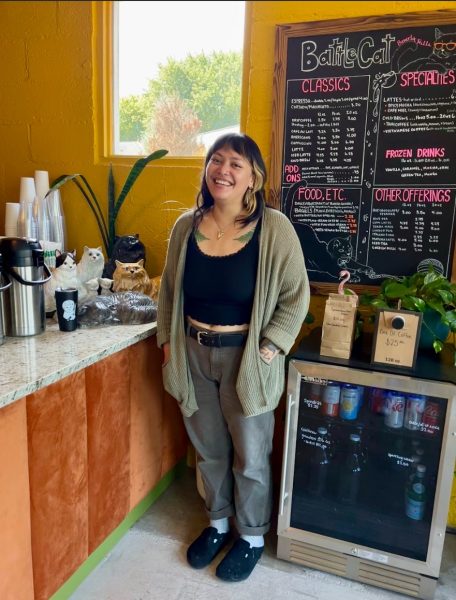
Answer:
[113,1,245,157]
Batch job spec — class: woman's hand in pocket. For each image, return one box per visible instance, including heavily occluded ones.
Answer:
[259,338,280,365]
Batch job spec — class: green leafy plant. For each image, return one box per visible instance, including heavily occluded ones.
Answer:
[45,149,168,258]
[360,267,456,356]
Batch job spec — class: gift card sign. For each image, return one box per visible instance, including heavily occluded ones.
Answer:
[372,309,422,369]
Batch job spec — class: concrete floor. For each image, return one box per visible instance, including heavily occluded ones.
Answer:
[69,467,456,600]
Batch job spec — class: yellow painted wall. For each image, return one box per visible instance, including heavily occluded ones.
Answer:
[0,1,454,274]
[0,0,202,278]
[0,0,454,521]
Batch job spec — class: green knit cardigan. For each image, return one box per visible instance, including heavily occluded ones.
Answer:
[157,207,310,417]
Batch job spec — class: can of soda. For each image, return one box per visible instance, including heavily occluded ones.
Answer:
[321,383,340,417]
[369,388,385,415]
[384,391,406,429]
[339,384,359,420]
[309,383,321,402]
[356,386,365,407]
[422,401,440,435]
[404,395,426,431]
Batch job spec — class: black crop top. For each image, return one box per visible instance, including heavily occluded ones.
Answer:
[183,222,260,325]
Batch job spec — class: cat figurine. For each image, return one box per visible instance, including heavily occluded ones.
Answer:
[112,259,152,296]
[393,28,456,73]
[44,250,88,312]
[84,278,101,299]
[150,275,161,303]
[77,292,157,327]
[77,245,105,284]
[102,234,146,279]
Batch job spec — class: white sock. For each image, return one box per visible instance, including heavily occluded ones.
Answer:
[210,518,229,534]
[241,534,264,548]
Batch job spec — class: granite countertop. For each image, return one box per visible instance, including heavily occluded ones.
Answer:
[0,321,157,409]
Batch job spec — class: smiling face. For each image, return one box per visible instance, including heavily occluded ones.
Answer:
[205,145,254,207]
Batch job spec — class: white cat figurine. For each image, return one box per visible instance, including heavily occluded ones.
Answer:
[84,278,100,299]
[44,250,87,313]
[77,246,105,284]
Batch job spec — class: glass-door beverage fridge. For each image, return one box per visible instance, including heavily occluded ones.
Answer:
[277,350,456,600]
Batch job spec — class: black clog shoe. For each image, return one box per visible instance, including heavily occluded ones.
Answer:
[187,527,230,569]
[215,538,263,582]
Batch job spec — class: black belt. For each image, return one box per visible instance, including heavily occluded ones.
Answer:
[187,325,247,348]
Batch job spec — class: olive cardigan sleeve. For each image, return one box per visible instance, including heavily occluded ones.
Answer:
[260,211,310,354]
[156,211,192,348]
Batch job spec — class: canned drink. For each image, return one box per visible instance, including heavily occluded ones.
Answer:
[422,401,440,435]
[404,395,426,431]
[321,383,340,417]
[384,391,406,429]
[309,383,321,402]
[356,386,365,407]
[369,388,385,415]
[339,384,359,420]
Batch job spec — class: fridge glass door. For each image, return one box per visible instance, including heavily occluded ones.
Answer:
[290,369,448,562]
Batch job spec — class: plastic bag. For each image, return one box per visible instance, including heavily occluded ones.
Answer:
[77,291,157,328]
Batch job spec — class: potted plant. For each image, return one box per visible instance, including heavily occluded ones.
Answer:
[45,149,168,258]
[360,267,456,359]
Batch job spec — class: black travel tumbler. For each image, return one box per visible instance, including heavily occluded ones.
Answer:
[55,287,78,332]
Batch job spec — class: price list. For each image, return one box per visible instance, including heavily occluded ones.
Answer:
[375,74,456,186]
[283,76,369,185]
[289,187,361,235]
[368,191,455,275]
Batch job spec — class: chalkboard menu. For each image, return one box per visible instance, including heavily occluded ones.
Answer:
[270,11,456,289]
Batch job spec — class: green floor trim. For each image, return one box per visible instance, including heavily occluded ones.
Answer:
[50,460,186,600]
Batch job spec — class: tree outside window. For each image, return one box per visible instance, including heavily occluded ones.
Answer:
[115,1,245,156]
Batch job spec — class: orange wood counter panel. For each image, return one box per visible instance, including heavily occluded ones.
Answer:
[0,323,188,600]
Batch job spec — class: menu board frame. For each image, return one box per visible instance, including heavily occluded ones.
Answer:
[270,10,456,293]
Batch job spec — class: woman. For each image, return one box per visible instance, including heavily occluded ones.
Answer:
[157,133,309,581]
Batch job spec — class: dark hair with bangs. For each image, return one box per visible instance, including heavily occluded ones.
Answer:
[193,133,268,228]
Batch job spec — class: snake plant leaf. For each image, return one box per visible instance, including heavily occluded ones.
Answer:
[48,173,109,255]
[113,149,168,219]
[108,165,116,255]
[47,173,82,192]
[71,178,109,255]
[77,174,106,227]
[49,173,107,237]
[48,148,168,259]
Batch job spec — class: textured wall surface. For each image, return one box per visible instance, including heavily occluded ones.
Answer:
[0,1,453,274]
[0,0,454,527]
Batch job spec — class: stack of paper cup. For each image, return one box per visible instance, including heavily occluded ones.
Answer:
[17,177,38,239]
[4,202,20,236]
[33,170,52,241]
[34,170,50,200]
[19,176,36,204]
[46,188,66,250]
